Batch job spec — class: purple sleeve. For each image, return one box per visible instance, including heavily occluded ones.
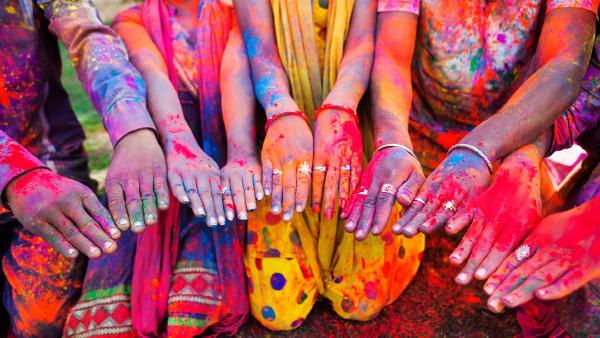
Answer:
[39,0,156,146]
[377,0,420,14]
[0,131,46,197]
[550,43,600,153]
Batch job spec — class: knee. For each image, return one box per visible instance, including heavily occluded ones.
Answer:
[331,294,387,322]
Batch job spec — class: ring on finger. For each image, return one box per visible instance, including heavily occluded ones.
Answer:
[442,200,457,213]
[340,164,351,171]
[515,244,536,262]
[313,166,327,172]
[298,161,311,177]
[358,186,368,195]
[381,183,396,195]
[221,186,231,195]
[273,169,282,175]
[186,188,197,194]
[414,197,426,205]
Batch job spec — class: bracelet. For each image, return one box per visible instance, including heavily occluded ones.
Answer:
[374,143,417,159]
[448,143,493,174]
[264,110,309,132]
[314,103,359,126]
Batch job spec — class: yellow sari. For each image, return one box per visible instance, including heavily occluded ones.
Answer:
[245,0,425,330]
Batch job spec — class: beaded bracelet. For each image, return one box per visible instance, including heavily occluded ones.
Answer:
[448,143,494,174]
[374,143,417,159]
[314,103,359,125]
[264,110,310,132]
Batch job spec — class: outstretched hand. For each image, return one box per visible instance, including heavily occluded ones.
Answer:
[220,157,263,221]
[6,169,119,258]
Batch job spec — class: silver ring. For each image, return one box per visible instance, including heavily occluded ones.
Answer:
[221,186,231,195]
[273,169,282,175]
[515,244,533,262]
[358,186,368,195]
[381,184,395,195]
[313,166,327,172]
[414,197,426,205]
[442,200,457,213]
[340,164,351,171]
[298,161,311,176]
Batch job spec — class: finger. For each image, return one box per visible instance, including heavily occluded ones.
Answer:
[154,171,170,211]
[124,180,145,233]
[449,214,483,266]
[242,173,257,212]
[253,169,264,201]
[396,171,425,207]
[295,160,311,213]
[371,184,397,236]
[139,174,158,226]
[403,198,440,237]
[535,268,589,301]
[354,181,380,240]
[501,259,570,308]
[392,196,426,236]
[168,172,190,205]
[82,194,120,239]
[350,151,362,194]
[311,162,326,214]
[420,197,464,234]
[445,209,474,234]
[63,201,116,254]
[197,178,217,227]
[338,148,351,210]
[49,212,100,258]
[270,161,283,215]
[209,177,226,225]
[221,176,235,221]
[262,158,273,196]
[36,223,77,258]
[343,190,366,232]
[455,221,503,285]
[182,176,204,218]
[476,230,527,281]
[281,162,297,222]
[231,175,248,221]
[105,181,129,231]
[323,158,341,219]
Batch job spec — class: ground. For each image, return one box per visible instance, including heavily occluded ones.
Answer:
[62,3,521,335]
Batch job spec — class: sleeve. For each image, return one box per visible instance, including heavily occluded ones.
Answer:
[37,0,156,147]
[549,42,600,153]
[547,0,599,16]
[0,131,46,197]
[377,0,420,15]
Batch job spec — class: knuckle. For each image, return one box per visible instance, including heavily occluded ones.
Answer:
[363,196,377,207]
[126,198,142,208]
[141,192,156,201]
[376,194,392,205]
[63,226,78,239]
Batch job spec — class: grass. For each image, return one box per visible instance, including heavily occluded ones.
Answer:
[60,45,113,189]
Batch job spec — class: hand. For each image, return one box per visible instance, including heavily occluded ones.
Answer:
[220,156,263,221]
[447,159,542,285]
[312,108,362,219]
[5,169,119,258]
[575,162,600,205]
[393,149,491,237]
[262,115,313,221]
[341,146,424,240]
[105,129,169,233]
[484,199,600,313]
[164,132,225,226]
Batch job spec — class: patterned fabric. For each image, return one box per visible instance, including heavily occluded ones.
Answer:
[376,0,600,171]
[246,0,425,331]
[0,0,155,202]
[377,0,419,14]
[64,2,248,335]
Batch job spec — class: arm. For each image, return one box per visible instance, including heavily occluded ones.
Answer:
[343,11,424,240]
[461,8,597,162]
[220,20,263,221]
[112,13,226,226]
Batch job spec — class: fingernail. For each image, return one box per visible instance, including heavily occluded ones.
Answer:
[145,214,157,224]
[158,200,168,208]
[118,219,129,228]
[502,295,515,304]
[181,195,190,203]
[218,215,226,225]
[239,212,248,220]
[248,203,256,211]
[475,268,486,279]
[313,204,320,214]
[208,217,217,226]
[104,241,114,250]
[109,227,119,237]
[484,284,495,295]
[283,212,291,221]
[296,204,303,212]
[449,253,461,262]
[227,210,234,221]
[272,205,281,214]
[356,230,365,239]
[197,207,206,216]
[456,272,468,284]
[489,298,503,312]
[392,225,402,233]
[265,189,271,196]
[256,192,264,200]
[345,221,354,231]
[67,248,77,257]
[90,247,101,257]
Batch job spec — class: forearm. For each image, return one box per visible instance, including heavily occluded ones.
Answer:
[370,12,417,148]
[233,0,298,118]
[461,8,596,162]
[221,22,258,159]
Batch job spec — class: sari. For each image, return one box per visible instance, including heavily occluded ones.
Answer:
[245,0,425,331]
[63,1,248,337]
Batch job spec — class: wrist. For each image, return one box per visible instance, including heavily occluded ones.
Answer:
[448,148,492,174]
[266,113,309,132]
[374,131,413,151]
[115,128,157,150]
[5,168,53,203]
[162,132,199,155]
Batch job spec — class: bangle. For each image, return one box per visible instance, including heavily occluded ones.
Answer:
[448,143,493,174]
[374,143,417,159]
[265,111,309,132]
[314,103,359,125]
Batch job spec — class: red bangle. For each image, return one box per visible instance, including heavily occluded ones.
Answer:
[314,103,359,125]
[265,110,309,132]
